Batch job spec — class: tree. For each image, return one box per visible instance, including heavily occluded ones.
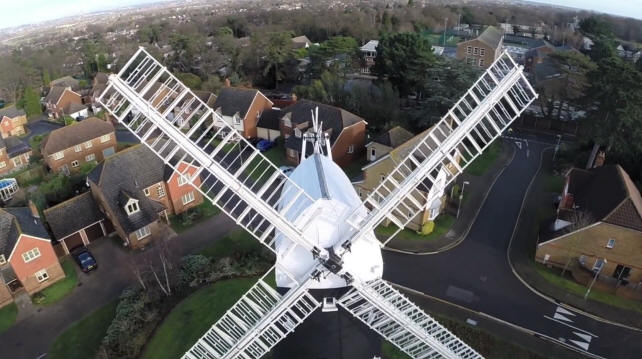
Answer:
[20,87,42,118]
[374,32,436,95]
[307,36,359,78]
[579,16,614,38]
[589,37,617,62]
[175,72,202,90]
[262,31,294,88]
[42,69,50,87]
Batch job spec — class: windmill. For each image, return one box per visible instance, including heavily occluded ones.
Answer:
[99,48,537,359]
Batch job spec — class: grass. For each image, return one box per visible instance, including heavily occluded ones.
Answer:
[210,138,236,153]
[169,200,221,233]
[466,142,501,176]
[534,264,642,314]
[48,301,118,359]
[543,173,564,193]
[32,258,78,305]
[141,277,258,359]
[375,214,456,241]
[342,153,368,180]
[200,229,264,260]
[382,341,411,359]
[423,33,461,47]
[0,302,18,334]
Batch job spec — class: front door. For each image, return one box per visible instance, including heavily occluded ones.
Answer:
[102,146,115,157]
[61,164,70,176]
[613,265,631,285]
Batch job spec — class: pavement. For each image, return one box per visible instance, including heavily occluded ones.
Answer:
[24,118,63,141]
[383,133,642,359]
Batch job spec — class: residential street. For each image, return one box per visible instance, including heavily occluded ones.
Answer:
[383,134,642,359]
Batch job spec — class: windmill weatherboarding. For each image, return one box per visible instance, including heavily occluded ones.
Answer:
[99,47,537,359]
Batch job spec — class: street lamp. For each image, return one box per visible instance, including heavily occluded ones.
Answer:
[552,134,562,162]
[585,258,606,300]
[456,181,469,219]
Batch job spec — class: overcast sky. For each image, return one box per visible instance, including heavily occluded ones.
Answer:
[1,0,641,30]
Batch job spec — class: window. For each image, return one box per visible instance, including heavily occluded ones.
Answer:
[71,160,79,168]
[35,269,49,282]
[144,188,150,196]
[182,191,195,205]
[480,48,486,56]
[479,59,484,67]
[592,258,605,272]
[74,145,82,152]
[380,175,385,183]
[294,128,302,138]
[53,151,64,160]
[178,173,191,186]
[543,254,550,263]
[85,153,95,162]
[473,47,479,55]
[370,148,376,159]
[100,134,110,143]
[466,46,472,55]
[157,186,166,198]
[84,141,93,149]
[606,238,616,249]
[0,161,5,169]
[135,225,151,240]
[125,200,139,215]
[22,248,41,263]
[0,254,6,265]
[347,145,354,154]
[466,57,473,65]
[12,157,21,166]
[234,116,242,126]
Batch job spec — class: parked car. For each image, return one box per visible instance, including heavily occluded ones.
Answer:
[257,140,275,152]
[247,137,261,147]
[72,248,98,273]
[279,166,295,176]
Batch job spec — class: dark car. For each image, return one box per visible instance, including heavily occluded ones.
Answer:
[257,140,275,152]
[72,248,98,273]
[247,137,261,147]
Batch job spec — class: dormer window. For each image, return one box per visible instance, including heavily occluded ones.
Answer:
[125,198,140,216]
[0,254,6,265]
[234,115,242,126]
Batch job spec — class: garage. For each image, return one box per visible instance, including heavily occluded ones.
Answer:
[85,222,105,242]
[63,232,84,252]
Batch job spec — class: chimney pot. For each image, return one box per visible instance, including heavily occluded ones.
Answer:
[224,78,231,87]
[28,200,40,219]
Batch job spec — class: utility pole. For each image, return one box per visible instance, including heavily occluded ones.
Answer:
[552,134,562,162]
[585,259,606,300]
[443,18,448,46]
[456,181,469,219]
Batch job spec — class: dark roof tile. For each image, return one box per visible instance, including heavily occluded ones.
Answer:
[42,117,114,155]
[44,192,105,240]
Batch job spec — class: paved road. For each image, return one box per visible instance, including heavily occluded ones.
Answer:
[25,119,63,141]
[383,134,642,358]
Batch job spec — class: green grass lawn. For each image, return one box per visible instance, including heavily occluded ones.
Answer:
[534,264,642,314]
[375,214,456,241]
[343,153,368,180]
[466,142,501,176]
[200,229,265,260]
[0,302,18,334]
[543,173,564,193]
[141,277,258,359]
[48,301,118,359]
[32,258,78,305]
[169,200,221,233]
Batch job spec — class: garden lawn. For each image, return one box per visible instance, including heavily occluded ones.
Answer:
[48,301,118,359]
[141,277,258,359]
[32,258,77,305]
[375,214,455,241]
[466,142,501,176]
[543,173,564,193]
[169,200,221,233]
[0,303,18,334]
[535,264,642,314]
[199,229,264,260]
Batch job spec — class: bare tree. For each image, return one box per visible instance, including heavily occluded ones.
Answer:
[126,255,147,291]
[561,210,592,277]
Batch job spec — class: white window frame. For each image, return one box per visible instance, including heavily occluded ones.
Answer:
[181,191,195,205]
[85,153,95,162]
[36,269,49,282]
[480,48,486,56]
[53,151,64,160]
[592,258,605,272]
[347,145,354,154]
[135,225,151,240]
[234,115,242,126]
[12,157,21,166]
[100,134,110,143]
[0,161,5,169]
[479,59,484,67]
[84,140,93,149]
[157,185,166,198]
[466,46,472,55]
[178,173,191,186]
[125,200,139,215]
[606,238,616,249]
[71,160,79,168]
[74,144,82,152]
[370,147,376,159]
[22,248,41,263]
[0,254,6,265]
[473,47,479,55]
[144,188,150,196]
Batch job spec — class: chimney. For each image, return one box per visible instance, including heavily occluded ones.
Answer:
[593,151,606,168]
[224,78,231,87]
[291,93,298,102]
[28,200,40,219]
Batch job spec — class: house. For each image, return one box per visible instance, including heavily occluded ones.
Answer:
[359,40,379,74]
[85,144,203,249]
[353,126,453,231]
[456,26,504,69]
[66,103,89,120]
[257,108,282,141]
[292,35,312,49]
[49,75,80,90]
[280,100,366,167]
[536,165,642,288]
[0,106,28,138]
[89,72,110,113]
[616,43,641,63]
[524,42,555,73]
[40,117,116,174]
[194,90,217,107]
[0,136,31,176]
[212,87,273,139]
[43,86,83,119]
[0,206,65,307]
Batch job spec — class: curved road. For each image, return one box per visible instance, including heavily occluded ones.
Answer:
[383,134,642,359]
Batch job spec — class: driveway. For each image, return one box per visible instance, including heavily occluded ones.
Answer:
[25,119,63,141]
[383,134,642,358]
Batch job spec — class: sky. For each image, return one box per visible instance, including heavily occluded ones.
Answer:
[0,0,641,30]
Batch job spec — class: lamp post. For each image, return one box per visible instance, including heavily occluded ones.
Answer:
[552,134,562,162]
[585,258,606,300]
[456,181,469,219]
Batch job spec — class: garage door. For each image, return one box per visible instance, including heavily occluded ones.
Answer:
[102,147,115,157]
[84,222,104,242]
[63,232,84,252]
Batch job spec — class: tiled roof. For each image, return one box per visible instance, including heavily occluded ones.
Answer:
[360,40,379,52]
[194,90,217,107]
[44,192,105,240]
[44,86,70,104]
[50,76,79,88]
[0,136,30,158]
[213,87,260,118]
[65,102,87,115]
[372,126,414,148]
[0,207,49,257]
[476,26,504,49]
[257,109,282,131]
[41,117,114,155]
[0,106,25,119]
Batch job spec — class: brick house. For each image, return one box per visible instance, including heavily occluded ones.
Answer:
[89,72,109,113]
[353,126,453,231]
[0,206,65,307]
[536,165,642,288]
[43,86,83,119]
[359,40,379,74]
[0,106,28,138]
[456,26,504,69]
[0,136,31,176]
[82,144,203,249]
[41,117,116,174]
[49,76,80,90]
[212,87,273,139]
[280,100,367,167]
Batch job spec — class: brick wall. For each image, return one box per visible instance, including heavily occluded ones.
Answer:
[45,132,117,172]
[8,235,65,294]
[166,162,204,214]
[456,39,499,69]
[242,93,273,139]
[331,121,366,167]
[0,149,32,176]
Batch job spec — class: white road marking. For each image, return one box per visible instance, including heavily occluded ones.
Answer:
[553,306,575,322]
[569,339,590,350]
[544,315,599,338]
[466,318,478,326]
[515,141,522,149]
[556,306,576,316]
[573,331,592,342]
[554,312,573,322]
